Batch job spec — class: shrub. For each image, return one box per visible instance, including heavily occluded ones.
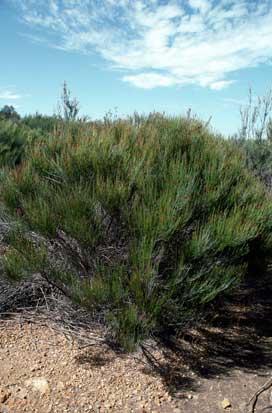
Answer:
[22,113,60,134]
[1,114,272,351]
[0,120,26,167]
[240,139,272,188]
[232,87,272,188]
[0,105,20,122]
[0,119,43,168]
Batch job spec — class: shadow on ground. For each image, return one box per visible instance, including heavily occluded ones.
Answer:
[75,352,116,367]
[72,271,272,400]
[151,272,272,394]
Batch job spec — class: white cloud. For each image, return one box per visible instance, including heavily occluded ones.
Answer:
[123,72,177,89]
[210,80,236,91]
[13,0,272,90]
[0,88,22,100]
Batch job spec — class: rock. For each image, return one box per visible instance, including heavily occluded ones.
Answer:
[221,398,231,409]
[16,387,28,400]
[46,402,53,413]
[56,381,65,390]
[0,388,11,404]
[25,378,50,394]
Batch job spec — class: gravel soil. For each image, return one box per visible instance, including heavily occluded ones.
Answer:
[0,277,272,413]
[0,322,271,412]
[0,323,181,413]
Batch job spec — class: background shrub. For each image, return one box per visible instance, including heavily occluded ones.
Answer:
[232,87,272,189]
[0,119,44,168]
[0,120,27,167]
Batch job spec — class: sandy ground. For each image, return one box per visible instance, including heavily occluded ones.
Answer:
[1,274,272,413]
[0,316,271,413]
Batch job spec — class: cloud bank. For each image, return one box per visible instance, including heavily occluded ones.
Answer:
[13,0,272,90]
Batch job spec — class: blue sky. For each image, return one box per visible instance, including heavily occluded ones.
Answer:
[1,0,272,136]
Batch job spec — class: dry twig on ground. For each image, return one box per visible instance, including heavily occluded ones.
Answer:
[245,376,272,413]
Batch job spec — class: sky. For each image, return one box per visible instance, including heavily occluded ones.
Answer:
[1,0,272,136]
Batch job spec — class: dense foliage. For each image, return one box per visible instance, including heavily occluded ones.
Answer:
[233,137,272,189]
[1,114,272,350]
[22,113,61,134]
[0,119,42,167]
[0,105,20,122]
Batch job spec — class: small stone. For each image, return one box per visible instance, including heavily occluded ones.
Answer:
[0,388,11,404]
[17,388,28,400]
[57,382,65,390]
[187,394,193,399]
[221,398,231,409]
[25,378,50,394]
[104,402,112,409]
[46,402,53,413]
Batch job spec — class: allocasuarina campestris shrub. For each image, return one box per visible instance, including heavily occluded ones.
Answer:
[1,114,272,350]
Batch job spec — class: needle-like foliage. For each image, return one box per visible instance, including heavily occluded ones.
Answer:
[1,113,272,350]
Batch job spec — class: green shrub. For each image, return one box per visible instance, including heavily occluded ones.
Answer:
[1,114,272,351]
[22,113,60,134]
[0,121,26,167]
[0,105,20,122]
[232,137,272,189]
[0,120,42,167]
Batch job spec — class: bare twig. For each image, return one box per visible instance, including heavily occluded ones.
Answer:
[245,376,272,413]
[259,406,272,412]
[0,290,108,349]
[140,343,164,373]
[239,87,272,140]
